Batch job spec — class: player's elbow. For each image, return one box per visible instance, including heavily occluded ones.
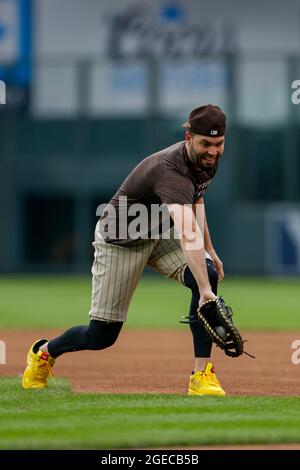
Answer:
[181,231,204,251]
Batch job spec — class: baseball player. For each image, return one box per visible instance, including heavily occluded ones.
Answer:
[22,104,227,396]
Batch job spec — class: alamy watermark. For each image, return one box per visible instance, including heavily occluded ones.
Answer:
[291,339,300,365]
[96,198,205,250]
[0,340,6,364]
[291,80,300,104]
[0,80,6,105]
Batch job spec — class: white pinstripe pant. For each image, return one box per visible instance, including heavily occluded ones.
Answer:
[89,221,187,322]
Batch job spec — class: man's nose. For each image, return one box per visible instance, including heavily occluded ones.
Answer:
[208,147,218,156]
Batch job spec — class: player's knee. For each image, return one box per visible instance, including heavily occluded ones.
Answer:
[86,320,123,350]
[183,260,218,294]
[184,266,198,293]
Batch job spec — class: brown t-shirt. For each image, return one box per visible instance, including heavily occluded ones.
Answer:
[99,141,218,245]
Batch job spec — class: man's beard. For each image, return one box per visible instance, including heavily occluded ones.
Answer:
[189,146,217,172]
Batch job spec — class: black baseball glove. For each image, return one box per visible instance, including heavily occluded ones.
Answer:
[181,296,254,358]
[198,297,256,358]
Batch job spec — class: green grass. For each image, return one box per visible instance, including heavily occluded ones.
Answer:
[0,275,299,330]
[1,378,300,449]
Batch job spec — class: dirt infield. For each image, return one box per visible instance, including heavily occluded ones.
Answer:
[1,329,300,396]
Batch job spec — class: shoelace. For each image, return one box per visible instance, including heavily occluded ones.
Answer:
[194,370,221,388]
[46,361,57,386]
[31,357,57,386]
[208,372,221,388]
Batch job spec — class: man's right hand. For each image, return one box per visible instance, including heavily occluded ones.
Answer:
[199,289,217,307]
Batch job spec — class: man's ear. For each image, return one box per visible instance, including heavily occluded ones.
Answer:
[185,131,191,142]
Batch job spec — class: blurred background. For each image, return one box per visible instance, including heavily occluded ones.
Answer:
[1,0,300,276]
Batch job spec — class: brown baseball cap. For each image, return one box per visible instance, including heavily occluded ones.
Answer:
[182,104,226,136]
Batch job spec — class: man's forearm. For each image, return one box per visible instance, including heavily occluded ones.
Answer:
[203,207,216,256]
[204,217,215,255]
[168,202,215,298]
[180,237,211,293]
[193,198,215,256]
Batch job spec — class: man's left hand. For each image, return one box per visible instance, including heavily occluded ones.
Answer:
[210,253,224,281]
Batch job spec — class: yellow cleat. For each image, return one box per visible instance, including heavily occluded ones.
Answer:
[188,362,225,396]
[22,339,56,389]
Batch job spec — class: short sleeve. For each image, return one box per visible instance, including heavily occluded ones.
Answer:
[154,168,195,205]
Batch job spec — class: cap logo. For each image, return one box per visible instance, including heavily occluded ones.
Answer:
[210,130,218,135]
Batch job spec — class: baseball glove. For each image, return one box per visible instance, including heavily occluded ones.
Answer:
[180,296,254,358]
